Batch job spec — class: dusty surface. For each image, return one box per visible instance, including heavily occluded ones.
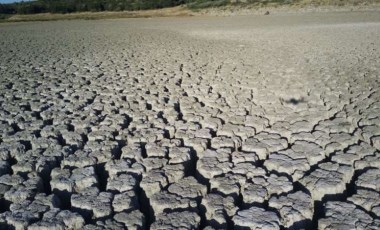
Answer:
[197,3,380,17]
[0,11,379,229]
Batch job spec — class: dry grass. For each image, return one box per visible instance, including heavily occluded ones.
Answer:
[193,0,380,16]
[296,0,380,6]
[1,6,193,23]
[1,1,379,23]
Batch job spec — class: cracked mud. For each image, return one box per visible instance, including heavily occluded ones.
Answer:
[0,11,380,229]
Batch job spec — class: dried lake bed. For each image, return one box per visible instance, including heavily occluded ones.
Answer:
[0,11,380,229]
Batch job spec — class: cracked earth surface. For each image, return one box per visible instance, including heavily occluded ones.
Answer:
[0,11,379,229]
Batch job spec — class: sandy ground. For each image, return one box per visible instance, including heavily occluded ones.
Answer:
[0,11,379,229]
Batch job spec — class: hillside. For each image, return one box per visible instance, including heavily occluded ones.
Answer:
[1,0,379,22]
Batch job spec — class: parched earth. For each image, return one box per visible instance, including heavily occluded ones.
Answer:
[0,11,379,229]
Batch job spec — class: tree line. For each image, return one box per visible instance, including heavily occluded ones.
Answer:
[0,0,204,14]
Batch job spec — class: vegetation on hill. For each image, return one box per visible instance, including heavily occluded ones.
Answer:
[1,0,184,14]
[0,0,295,15]
[0,0,378,18]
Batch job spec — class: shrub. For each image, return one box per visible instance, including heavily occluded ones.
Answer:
[187,0,230,9]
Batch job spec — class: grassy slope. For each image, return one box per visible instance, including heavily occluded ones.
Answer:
[188,0,380,9]
[297,0,380,6]
[0,6,193,22]
[1,0,379,23]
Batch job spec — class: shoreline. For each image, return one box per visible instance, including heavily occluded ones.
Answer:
[1,3,380,23]
[195,3,380,16]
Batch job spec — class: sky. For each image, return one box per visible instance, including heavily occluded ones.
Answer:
[0,0,31,4]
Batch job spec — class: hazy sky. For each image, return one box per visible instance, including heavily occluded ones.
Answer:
[0,0,29,3]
